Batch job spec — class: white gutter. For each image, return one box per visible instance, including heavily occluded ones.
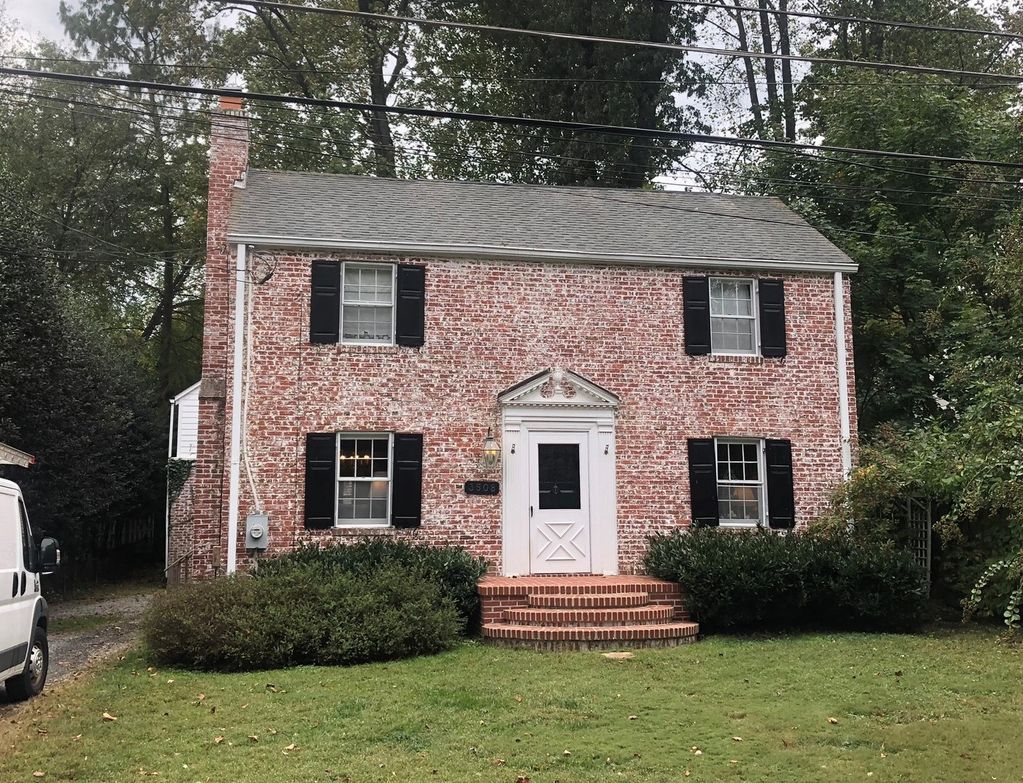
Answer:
[834,271,853,478]
[225,242,247,574]
[225,234,858,274]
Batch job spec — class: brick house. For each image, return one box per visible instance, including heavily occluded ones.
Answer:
[168,98,856,635]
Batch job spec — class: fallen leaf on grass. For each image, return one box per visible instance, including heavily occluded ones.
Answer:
[515,777,530,783]
[628,715,638,721]
[102,712,117,722]
[562,749,571,756]
[732,736,743,742]
[248,735,259,743]
[213,736,225,746]
[602,652,634,661]
[828,717,840,725]
[32,772,44,778]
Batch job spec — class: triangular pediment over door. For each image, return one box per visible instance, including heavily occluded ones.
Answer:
[498,367,620,409]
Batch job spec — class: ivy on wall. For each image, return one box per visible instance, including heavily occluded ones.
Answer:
[167,459,195,502]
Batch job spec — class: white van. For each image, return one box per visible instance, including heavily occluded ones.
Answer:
[0,478,59,701]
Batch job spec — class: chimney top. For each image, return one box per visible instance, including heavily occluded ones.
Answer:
[218,94,244,112]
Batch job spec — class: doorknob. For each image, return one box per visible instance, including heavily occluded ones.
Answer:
[10,573,16,598]
[529,505,534,518]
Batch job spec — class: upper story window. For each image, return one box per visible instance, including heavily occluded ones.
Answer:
[683,275,786,359]
[342,263,395,344]
[710,278,757,355]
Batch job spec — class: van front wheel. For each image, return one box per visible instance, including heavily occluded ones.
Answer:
[5,626,48,701]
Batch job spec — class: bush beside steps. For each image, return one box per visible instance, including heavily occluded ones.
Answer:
[645,528,929,632]
[144,540,488,672]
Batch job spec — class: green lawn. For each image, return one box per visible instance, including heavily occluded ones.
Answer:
[3,627,1021,782]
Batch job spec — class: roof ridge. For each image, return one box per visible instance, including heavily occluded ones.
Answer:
[244,168,783,201]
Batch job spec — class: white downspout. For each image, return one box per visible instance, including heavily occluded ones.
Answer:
[165,401,174,576]
[833,271,853,478]
[226,243,247,574]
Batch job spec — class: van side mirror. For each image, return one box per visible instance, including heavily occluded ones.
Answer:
[38,538,60,574]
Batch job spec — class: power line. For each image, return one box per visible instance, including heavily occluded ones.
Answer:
[0,85,982,247]
[3,53,1016,90]
[220,0,1023,84]
[4,67,1022,171]
[655,0,1023,42]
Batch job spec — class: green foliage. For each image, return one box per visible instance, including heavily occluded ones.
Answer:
[963,554,1023,633]
[0,248,163,567]
[255,539,489,633]
[645,528,928,631]
[165,459,194,502]
[143,564,461,671]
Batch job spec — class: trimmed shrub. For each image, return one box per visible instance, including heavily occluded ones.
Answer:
[645,528,928,632]
[143,565,461,671]
[255,539,489,632]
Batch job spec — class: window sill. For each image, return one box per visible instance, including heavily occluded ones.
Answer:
[331,525,395,536]
[312,343,403,354]
[709,354,764,365]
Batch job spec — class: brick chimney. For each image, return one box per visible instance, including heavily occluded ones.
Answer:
[184,94,251,580]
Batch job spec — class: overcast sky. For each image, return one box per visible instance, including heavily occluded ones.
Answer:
[5,0,73,42]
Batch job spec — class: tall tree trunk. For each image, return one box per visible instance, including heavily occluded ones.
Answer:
[358,0,400,178]
[619,0,672,187]
[776,0,797,141]
[757,0,783,139]
[725,0,765,134]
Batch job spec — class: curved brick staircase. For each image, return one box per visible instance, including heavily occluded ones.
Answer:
[479,576,700,651]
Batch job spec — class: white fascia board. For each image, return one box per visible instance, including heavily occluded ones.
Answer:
[0,441,34,467]
[226,234,859,274]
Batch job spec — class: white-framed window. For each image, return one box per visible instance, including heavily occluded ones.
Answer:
[341,262,395,345]
[336,433,392,526]
[710,277,758,355]
[715,438,766,526]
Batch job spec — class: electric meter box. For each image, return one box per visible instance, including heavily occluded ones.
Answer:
[245,514,269,550]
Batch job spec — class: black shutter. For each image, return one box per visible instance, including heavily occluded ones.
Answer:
[391,434,423,528]
[683,276,711,355]
[395,264,426,347]
[687,438,719,527]
[765,439,795,529]
[310,260,341,344]
[304,433,337,529]
[758,279,787,358]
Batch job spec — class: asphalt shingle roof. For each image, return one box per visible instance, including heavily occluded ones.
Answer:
[227,169,855,272]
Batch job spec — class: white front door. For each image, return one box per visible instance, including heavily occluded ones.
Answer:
[527,431,591,574]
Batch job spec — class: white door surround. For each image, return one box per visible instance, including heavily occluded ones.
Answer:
[499,368,619,576]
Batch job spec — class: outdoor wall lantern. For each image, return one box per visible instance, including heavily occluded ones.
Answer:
[481,428,501,471]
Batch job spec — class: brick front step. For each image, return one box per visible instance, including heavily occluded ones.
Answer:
[505,604,674,627]
[478,575,680,597]
[478,575,698,650]
[529,591,651,609]
[483,621,700,645]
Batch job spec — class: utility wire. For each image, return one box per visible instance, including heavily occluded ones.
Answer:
[219,0,1023,84]
[2,54,1017,90]
[9,73,1021,191]
[0,85,983,246]
[4,67,1023,171]
[654,0,1023,41]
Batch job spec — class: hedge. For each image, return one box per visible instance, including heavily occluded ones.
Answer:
[645,528,928,631]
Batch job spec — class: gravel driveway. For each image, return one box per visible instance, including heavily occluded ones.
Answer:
[0,590,153,710]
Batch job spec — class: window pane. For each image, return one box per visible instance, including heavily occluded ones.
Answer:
[344,265,393,304]
[343,305,393,342]
[339,438,356,477]
[537,443,581,510]
[717,484,761,523]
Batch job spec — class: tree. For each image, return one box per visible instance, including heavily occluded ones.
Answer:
[0,231,164,580]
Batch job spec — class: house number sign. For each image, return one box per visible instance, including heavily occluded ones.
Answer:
[464,481,500,496]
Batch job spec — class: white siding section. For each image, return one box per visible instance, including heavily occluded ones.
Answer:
[170,382,200,460]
